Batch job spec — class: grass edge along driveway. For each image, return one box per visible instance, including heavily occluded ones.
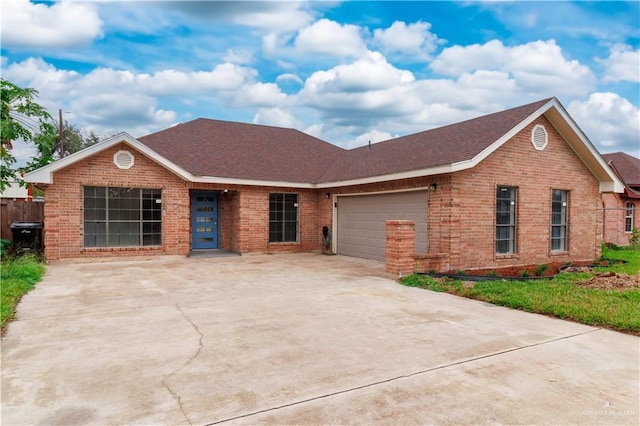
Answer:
[402,246,640,335]
[1,254,45,335]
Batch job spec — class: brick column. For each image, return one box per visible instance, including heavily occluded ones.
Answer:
[386,220,415,277]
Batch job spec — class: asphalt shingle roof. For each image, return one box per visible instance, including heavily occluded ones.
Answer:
[138,98,553,184]
[603,152,640,186]
[139,119,345,183]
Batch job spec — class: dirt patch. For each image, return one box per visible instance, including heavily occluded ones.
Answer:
[576,272,640,290]
[458,261,576,278]
[455,259,627,279]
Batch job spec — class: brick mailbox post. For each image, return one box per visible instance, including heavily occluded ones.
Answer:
[385,220,415,277]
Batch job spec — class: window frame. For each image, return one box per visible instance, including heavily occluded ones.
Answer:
[268,193,299,243]
[83,186,162,248]
[625,202,635,233]
[550,189,569,252]
[495,186,517,255]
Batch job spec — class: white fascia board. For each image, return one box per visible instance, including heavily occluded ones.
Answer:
[450,98,624,194]
[191,175,315,189]
[599,181,623,193]
[545,102,625,193]
[454,99,557,171]
[315,163,454,189]
[24,133,194,184]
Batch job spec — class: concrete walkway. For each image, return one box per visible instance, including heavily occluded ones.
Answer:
[2,253,638,425]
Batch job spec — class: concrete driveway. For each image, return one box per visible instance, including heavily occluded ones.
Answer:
[2,253,638,425]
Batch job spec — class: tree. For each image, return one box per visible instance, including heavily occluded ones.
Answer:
[52,120,101,158]
[1,79,57,191]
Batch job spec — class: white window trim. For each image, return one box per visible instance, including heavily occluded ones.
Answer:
[625,202,635,233]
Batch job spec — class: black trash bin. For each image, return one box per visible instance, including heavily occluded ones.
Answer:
[10,222,44,254]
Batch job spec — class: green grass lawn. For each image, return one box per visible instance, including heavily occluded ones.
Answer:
[1,254,46,334]
[402,246,640,335]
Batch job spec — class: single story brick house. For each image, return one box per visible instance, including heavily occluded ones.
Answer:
[602,152,640,246]
[25,97,623,273]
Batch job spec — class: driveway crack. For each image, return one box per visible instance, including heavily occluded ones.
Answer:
[161,304,204,425]
[204,328,601,425]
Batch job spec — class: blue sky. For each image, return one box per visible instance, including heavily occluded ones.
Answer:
[2,0,639,163]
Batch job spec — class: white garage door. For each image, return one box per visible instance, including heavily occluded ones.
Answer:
[336,191,428,261]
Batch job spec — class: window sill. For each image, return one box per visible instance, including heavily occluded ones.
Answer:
[267,242,300,246]
[495,254,519,260]
[82,246,162,252]
[549,251,569,256]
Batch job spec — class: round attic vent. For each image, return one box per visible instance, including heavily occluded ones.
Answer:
[531,124,548,151]
[113,150,135,169]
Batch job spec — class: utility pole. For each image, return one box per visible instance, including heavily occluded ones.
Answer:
[58,108,64,158]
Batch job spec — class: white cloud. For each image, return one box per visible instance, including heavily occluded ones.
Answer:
[230,2,315,33]
[1,0,103,48]
[262,33,279,58]
[253,108,301,129]
[301,51,414,97]
[295,19,367,57]
[568,93,640,155]
[343,129,396,150]
[223,49,253,65]
[137,64,256,95]
[429,39,596,98]
[599,44,640,83]
[232,83,288,108]
[276,73,304,85]
[303,123,325,140]
[373,21,444,60]
[70,93,175,130]
[1,58,268,138]
[523,13,538,27]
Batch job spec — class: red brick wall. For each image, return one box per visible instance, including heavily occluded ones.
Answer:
[235,187,320,253]
[42,119,606,267]
[43,145,326,259]
[603,193,639,246]
[327,117,603,271]
[451,116,602,270]
[386,220,416,276]
[44,143,190,260]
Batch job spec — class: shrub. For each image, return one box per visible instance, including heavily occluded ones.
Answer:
[534,264,548,276]
[629,227,639,248]
[0,239,12,259]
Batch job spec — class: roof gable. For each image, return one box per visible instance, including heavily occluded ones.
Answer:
[319,98,552,183]
[24,133,195,185]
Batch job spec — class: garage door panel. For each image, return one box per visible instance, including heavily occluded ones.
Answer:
[337,191,428,261]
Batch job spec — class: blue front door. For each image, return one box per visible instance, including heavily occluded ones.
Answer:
[191,192,219,249]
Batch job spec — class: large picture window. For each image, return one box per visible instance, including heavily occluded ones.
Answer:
[626,202,635,233]
[496,186,517,254]
[269,193,298,243]
[84,186,162,248]
[551,189,568,251]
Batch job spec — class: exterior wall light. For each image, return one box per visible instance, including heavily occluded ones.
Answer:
[429,183,437,192]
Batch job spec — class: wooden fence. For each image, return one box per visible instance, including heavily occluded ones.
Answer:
[0,199,44,242]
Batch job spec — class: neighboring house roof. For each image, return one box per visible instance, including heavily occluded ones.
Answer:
[0,181,29,199]
[603,152,640,198]
[24,97,624,193]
